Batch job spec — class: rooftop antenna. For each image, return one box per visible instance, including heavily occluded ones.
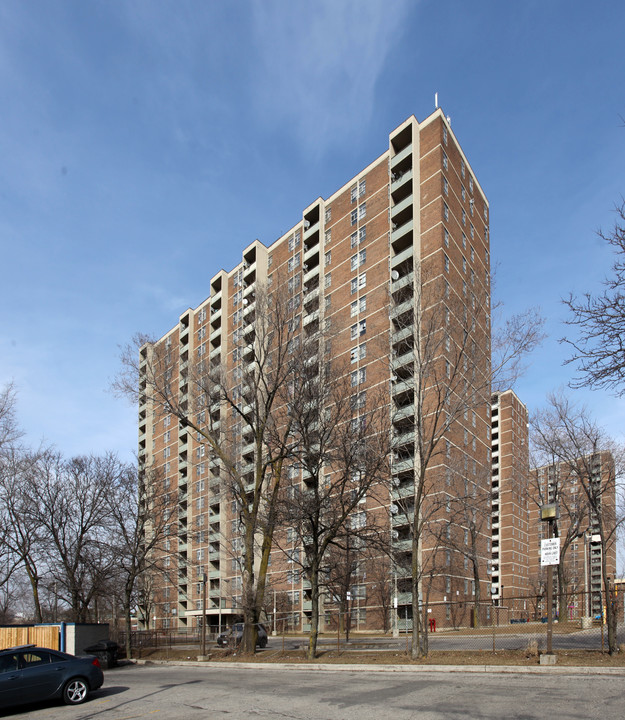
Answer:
[435,92,438,109]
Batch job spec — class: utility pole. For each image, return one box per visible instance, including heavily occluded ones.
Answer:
[199,573,208,660]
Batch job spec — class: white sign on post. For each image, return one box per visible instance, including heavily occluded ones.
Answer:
[541,538,560,566]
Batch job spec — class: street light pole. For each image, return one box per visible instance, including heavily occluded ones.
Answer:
[200,573,207,658]
[546,519,553,654]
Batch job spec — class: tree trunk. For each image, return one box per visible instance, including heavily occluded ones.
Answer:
[307,564,320,660]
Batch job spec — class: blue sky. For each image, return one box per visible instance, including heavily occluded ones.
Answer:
[1,0,624,461]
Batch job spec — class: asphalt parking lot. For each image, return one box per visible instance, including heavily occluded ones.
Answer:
[3,661,625,720]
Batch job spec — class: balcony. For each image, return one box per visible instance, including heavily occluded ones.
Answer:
[303,309,319,327]
[392,349,415,371]
[391,143,412,169]
[392,379,412,397]
[303,265,319,285]
[391,246,414,270]
[392,482,415,500]
[390,299,413,321]
[209,326,221,343]
[393,456,415,474]
[393,430,414,448]
[391,194,413,221]
[391,272,414,294]
[391,218,414,246]
[304,220,320,241]
[392,326,413,345]
[391,168,413,194]
[394,404,415,422]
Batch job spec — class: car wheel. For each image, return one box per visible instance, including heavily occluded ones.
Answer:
[259,638,267,648]
[63,678,89,705]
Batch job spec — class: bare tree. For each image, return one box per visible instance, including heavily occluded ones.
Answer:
[277,347,391,659]
[531,393,623,653]
[116,283,313,653]
[106,462,171,659]
[0,382,22,453]
[0,447,49,621]
[438,470,492,627]
[527,437,588,623]
[388,262,544,659]
[563,201,625,395]
[31,452,122,622]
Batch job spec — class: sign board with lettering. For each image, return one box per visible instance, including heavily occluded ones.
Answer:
[541,538,560,566]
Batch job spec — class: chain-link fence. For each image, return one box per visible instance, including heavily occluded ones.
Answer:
[120,589,624,656]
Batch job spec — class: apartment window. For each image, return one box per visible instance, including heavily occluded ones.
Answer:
[325,229,331,245]
[198,326,206,340]
[444,280,450,298]
[324,272,331,288]
[443,203,449,221]
[287,252,300,272]
[350,343,366,363]
[470,224,475,240]
[444,254,449,273]
[484,205,488,221]
[470,246,475,262]
[462,186,466,202]
[351,185,358,203]
[351,391,367,410]
[469,176,474,192]
[443,177,449,196]
[443,151,448,170]
[164,415,171,427]
[444,228,449,247]
[325,250,331,265]
[351,511,366,529]
[288,274,301,293]
[288,234,300,251]
[163,447,171,459]
[462,256,467,273]
[359,178,366,197]
[351,249,366,271]
[462,280,467,296]
[350,296,366,316]
[443,126,448,145]
[325,207,331,223]
[446,440,451,457]
[445,576,451,593]
[461,159,465,178]
[351,272,366,294]
[350,319,366,339]
[351,208,358,225]
[462,209,466,226]
[446,360,450,378]
[351,368,366,386]
[351,226,366,248]
[325,295,331,310]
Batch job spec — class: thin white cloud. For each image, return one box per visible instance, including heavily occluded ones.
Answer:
[250,0,413,155]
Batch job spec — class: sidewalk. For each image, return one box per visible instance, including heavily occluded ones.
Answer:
[132,657,625,676]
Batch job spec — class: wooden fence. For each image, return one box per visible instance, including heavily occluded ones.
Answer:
[0,625,59,650]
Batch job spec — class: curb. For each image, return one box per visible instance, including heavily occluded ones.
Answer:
[131,659,625,676]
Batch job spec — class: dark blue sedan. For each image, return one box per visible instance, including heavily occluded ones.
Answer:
[0,645,104,708]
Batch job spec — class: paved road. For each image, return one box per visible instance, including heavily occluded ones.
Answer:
[3,662,624,720]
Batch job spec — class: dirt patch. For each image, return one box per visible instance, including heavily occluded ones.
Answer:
[134,647,625,667]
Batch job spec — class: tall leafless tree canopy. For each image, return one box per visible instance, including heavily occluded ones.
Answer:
[531,393,624,653]
[563,202,625,396]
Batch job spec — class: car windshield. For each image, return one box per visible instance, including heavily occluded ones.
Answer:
[232,624,244,632]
